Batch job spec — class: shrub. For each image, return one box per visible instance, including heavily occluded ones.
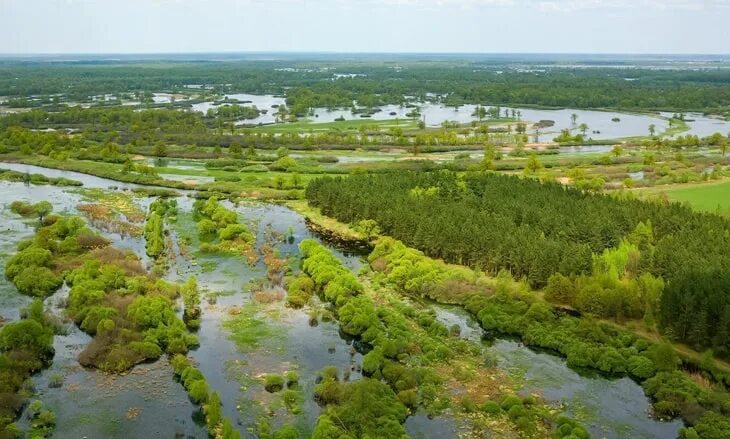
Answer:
[480,400,501,414]
[397,389,419,408]
[312,378,407,439]
[627,355,656,379]
[218,223,253,242]
[11,266,62,297]
[286,371,300,388]
[555,416,590,439]
[286,275,315,308]
[0,319,54,359]
[500,395,523,411]
[5,246,53,280]
[264,374,285,393]
[362,347,384,375]
[188,380,210,404]
[693,412,730,439]
[271,425,298,439]
[204,392,222,428]
[197,219,218,236]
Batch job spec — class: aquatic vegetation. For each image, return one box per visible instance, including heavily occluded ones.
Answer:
[298,239,585,436]
[193,196,255,255]
[74,188,146,223]
[0,300,57,433]
[9,200,53,223]
[223,304,285,353]
[77,203,142,237]
[5,211,108,297]
[264,374,285,393]
[144,197,177,260]
[0,168,82,187]
[170,355,242,438]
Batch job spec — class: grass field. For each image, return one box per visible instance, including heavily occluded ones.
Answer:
[637,178,730,213]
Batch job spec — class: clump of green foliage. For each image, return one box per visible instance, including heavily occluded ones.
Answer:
[0,300,57,433]
[193,196,254,254]
[181,276,201,330]
[285,275,315,308]
[64,254,197,372]
[263,374,285,393]
[171,355,242,438]
[144,197,177,259]
[5,209,108,297]
[312,370,408,439]
[26,399,57,438]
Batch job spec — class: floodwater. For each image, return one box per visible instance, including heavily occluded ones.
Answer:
[433,304,684,439]
[0,162,688,438]
[189,93,674,139]
[660,112,730,138]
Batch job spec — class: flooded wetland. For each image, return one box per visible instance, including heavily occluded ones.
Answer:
[0,164,688,438]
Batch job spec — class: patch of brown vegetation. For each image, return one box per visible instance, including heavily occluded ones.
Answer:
[126,406,142,420]
[260,244,288,285]
[370,256,388,272]
[688,371,714,390]
[253,289,285,304]
[78,203,143,237]
[90,247,146,275]
[437,361,505,405]
[77,232,111,249]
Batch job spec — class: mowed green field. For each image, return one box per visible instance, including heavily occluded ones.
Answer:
[639,179,730,213]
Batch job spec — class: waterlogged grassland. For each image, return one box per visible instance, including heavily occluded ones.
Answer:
[636,178,730,214]
[285,200,367,242]
[224,304,286,353]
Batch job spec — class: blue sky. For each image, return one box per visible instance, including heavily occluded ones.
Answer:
[1,0,729,54]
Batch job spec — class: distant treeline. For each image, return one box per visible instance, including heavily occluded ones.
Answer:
[1,60,730,112]
[306,171,730,353]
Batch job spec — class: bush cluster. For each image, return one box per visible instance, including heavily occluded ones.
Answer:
[370,237,730,437]
[171,355,241,439]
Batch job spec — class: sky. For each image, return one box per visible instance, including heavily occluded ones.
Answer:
[1,0,729,54]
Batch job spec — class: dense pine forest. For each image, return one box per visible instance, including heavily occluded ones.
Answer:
[306,171,730,354]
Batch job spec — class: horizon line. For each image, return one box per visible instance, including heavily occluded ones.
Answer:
[0,51,729,57]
